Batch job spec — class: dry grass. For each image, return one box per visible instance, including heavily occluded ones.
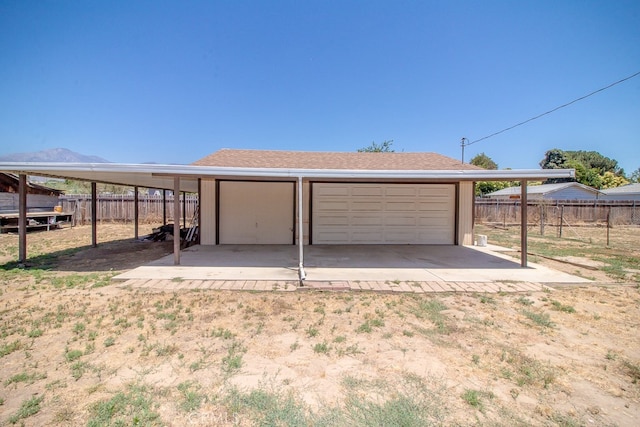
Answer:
[0,224,639,426]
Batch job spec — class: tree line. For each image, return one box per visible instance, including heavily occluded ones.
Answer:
[472,149,638,196]
[357,141,638,196]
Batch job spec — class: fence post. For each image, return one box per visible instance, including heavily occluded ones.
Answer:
[606,207,611,247]
[540,202,545,236]
[559,205,564,238]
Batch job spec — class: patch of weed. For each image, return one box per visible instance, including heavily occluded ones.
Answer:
[516,296,534,306]
[87,383,161,426]
[0,340,22,357]
[8,395,44,424]
[339,373,446,426]
[313,341,330,354]
[222,340,247,375]
[225,386,308,426]
[522,310,555,328]
[622,359,640,383]
[550,300,576,313]
[177,381,206,412]
[65,348,83,362]
[461,389,482,409]
[4,371,47,387]
[28,329,43,338]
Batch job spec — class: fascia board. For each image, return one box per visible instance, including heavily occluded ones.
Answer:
[0,162,575,182]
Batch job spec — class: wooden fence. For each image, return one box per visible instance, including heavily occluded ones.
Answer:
[59,194,198,225]
[58,195,640,229]
[475,199,640,228]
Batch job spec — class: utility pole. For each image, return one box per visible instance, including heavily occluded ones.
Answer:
[460,137,469,163]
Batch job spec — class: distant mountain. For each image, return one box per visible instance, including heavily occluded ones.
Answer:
[0,148,110,163]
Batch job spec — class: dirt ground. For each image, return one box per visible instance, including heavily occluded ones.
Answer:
[0,224,639,426]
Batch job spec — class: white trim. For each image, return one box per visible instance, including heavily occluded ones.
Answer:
[0,162,575,182]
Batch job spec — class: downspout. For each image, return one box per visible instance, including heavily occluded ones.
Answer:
[298,176,306,282]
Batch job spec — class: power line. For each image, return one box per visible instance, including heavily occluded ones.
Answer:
[463,70,640,148]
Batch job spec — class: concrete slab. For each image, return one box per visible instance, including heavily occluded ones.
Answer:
[113,244,591,284]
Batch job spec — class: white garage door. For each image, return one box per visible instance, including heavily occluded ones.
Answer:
[312,183,455,244]
[219,181,294,244]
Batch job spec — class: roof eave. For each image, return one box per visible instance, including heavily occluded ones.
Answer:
[0,162,575,182]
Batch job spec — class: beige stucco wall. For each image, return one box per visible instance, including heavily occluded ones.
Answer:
[457,181,474,245]
[199,179,216,245]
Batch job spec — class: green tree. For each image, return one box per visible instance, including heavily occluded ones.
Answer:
[629,168,640,183]
[540,148,624,188]
[470,153,498,170]
[539,148,567,169]
[475,181,508,196]
[601,171,629,189]
[566,150,622,175]
[357,140,395,153]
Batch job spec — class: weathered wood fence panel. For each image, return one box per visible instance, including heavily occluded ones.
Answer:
[475,199,640,227]
[59,194,198,225]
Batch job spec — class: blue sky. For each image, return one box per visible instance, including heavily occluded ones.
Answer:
[1,1,639,173]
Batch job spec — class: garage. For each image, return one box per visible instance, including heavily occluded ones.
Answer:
[312,183,455,244]
[218,181,295,244]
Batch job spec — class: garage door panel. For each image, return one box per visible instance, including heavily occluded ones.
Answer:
[385,231,420,243]
[317,186,350,196]
[418,216,452,227]
[313,183,455,244]
[385,201,417,211]
[386,216,417,226]
[317,200,350,211]
[417,231,451,244]
[352,186,383,196]
[351,215,384,226]
[352,230,384,243]
[352,201,383,210]
[418,185,452,196]
[315,232,350,244]
[385,187,417,196]
[315,214,350,226]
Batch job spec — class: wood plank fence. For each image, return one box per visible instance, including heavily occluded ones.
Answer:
[475,199,640,228]
[58,195,640,229]
[59,194,198,225]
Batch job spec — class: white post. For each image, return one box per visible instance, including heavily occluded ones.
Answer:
[173,177,181,265]
[298,176,306,281]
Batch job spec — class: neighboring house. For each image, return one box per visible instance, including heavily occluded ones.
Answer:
[485,182,602,201]
[600,183,640,201]
[0,173,62,213]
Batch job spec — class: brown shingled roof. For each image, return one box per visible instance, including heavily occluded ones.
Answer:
[193,149,482,171]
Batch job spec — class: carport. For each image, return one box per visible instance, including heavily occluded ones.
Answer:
[1,151,574,285]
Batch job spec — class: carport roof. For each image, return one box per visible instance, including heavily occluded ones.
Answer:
[0,149,574,191]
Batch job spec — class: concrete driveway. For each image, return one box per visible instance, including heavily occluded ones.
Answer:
[114,244,590,285]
